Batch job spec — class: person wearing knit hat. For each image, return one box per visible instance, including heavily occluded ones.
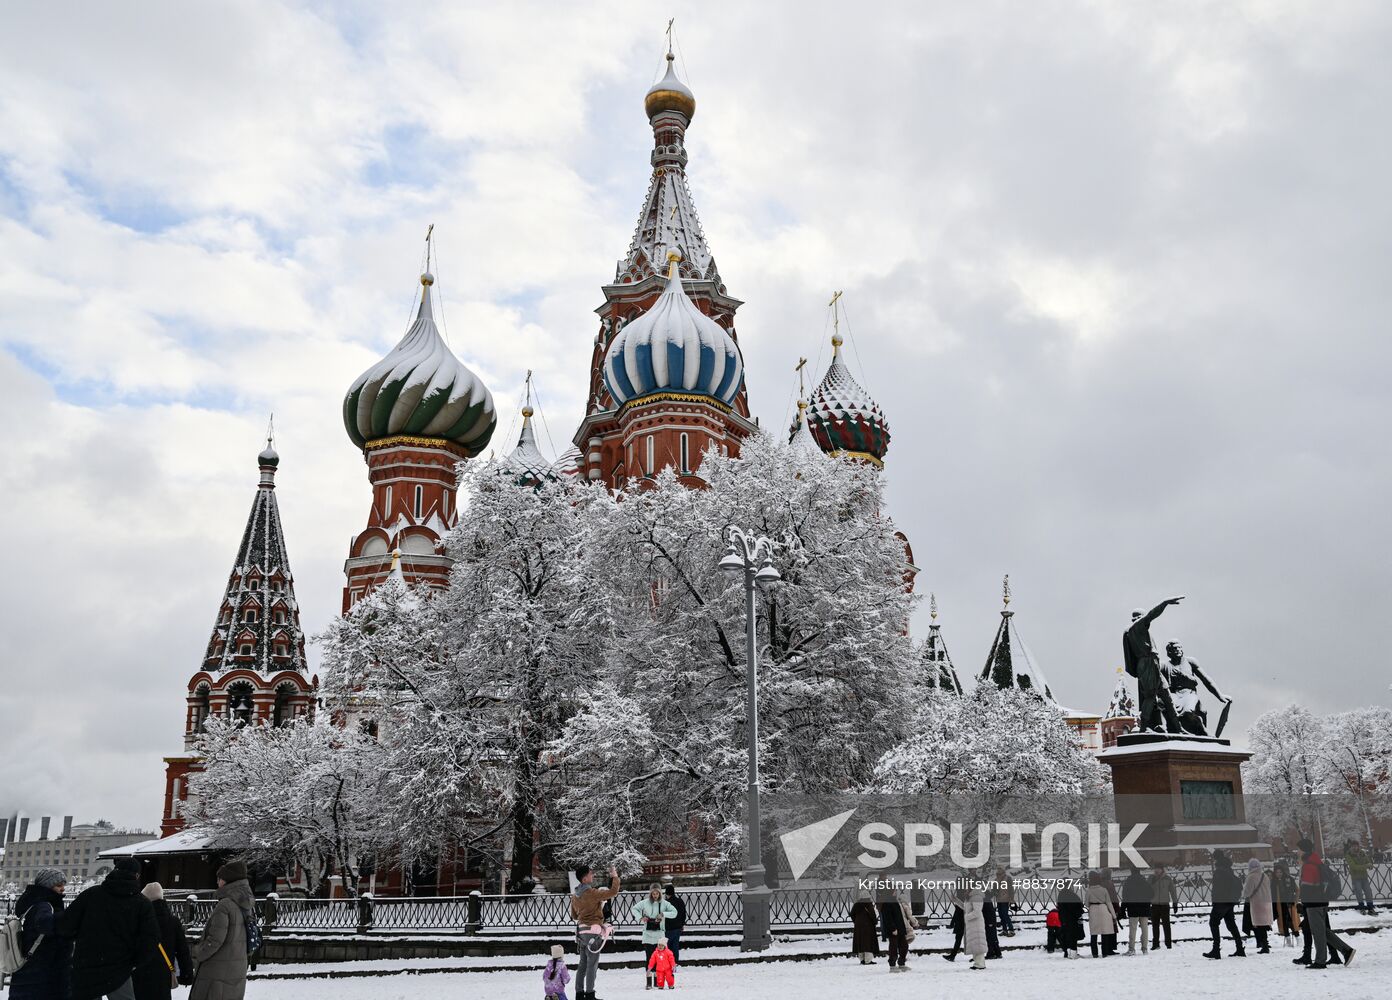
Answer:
[34,867,67,889]
[542,943,572,1000]
[8,868,73,999]
[215,859,249,885]
[133,882,194,1000]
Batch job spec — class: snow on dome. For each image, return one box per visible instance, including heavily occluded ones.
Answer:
[496,406,554,485]
[1104,670,1137,719]
[786,399,826,459]
[602,251,743,409]
[552,444,585,478]
[343,272,497,456]
[805,333,890,464]
[645,52,695,120]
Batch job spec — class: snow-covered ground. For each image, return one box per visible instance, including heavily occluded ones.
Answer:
[250,925,1390,999]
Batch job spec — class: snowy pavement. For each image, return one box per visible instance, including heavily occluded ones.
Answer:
[249,926,1390,998]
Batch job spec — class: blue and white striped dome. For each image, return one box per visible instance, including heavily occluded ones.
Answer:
[602,252,743,408]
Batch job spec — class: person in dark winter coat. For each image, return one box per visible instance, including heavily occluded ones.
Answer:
[1204,850,1245,959]
[1296,838,1354,969]
[941,889,966,961]
[982,893,1002,960]
[849,890,879,963]
[7,868,73,1000]
[131,883,192,1000]
[1270,861,1299,947]
[56,858,159,1000]
[189,860,255,1000]
[877,888,911,970]
[1056,884,1084,959]
[662,883,686,966]
[1121,866,1152,955]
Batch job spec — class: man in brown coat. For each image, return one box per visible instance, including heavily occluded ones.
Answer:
[570,866,620,1000]
[190,860,255,1000]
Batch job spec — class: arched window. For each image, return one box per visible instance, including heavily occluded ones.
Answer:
[680,433,690,473]
[414,485,423,518]
[384,485,393,516]
[646,436,655,476]
[227,682,255,727]
[243,608,257,623]
[272,685,296,728]
[192,686,211,733]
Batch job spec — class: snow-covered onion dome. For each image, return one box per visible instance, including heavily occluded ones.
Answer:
[645,52,695,121]
[552,443,585,478]
[787,398,826,459]
[497,405,553,484]
[602,250,743,408]
[343,272,497,456]
[805,332,890,465]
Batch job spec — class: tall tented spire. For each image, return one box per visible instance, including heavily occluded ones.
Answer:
[498,373,554,485]
[922,593,964,694]
[1104,667,1137,720]
[201,444,309,677]
[980,574,1054,700]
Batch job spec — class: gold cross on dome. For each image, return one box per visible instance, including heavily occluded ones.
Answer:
[666,18,675,55]
[795,357,808,398]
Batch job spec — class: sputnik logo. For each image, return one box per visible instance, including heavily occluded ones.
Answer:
[780,809,858,881]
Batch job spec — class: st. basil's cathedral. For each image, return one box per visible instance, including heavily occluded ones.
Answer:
[149,50,1131,889]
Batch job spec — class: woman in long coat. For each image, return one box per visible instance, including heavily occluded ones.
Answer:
[850,889,880,963]
[956,886,988,970]
[1087,871,1119,957]
[1242,858,1275,953]
[1270,861,1300,946]
[190,860,254,1000]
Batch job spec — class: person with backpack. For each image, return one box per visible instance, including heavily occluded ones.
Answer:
[3,867,72,1000]
[132,883,192,1000]
[1296,838,1355,970]
[56,857,159,1000]
[189,859,256,1000]
[1203,850,1245,959]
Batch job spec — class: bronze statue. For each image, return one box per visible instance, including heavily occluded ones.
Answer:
[1162,640,1232,738]
[1123,597,1184,733]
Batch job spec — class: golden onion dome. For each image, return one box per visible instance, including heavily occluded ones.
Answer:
[645,52,695,121]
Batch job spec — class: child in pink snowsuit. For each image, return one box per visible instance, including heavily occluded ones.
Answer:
[542,944,571,1000]
[648,939,676,989]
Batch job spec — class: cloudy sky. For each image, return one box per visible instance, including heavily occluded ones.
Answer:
[2,0,1388,831]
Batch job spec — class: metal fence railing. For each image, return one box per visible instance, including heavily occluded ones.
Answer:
[4,861,1389,934]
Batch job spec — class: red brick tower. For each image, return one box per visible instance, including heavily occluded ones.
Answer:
[341,263,497,609]
[161,438,318,836]
[573,52,756,486]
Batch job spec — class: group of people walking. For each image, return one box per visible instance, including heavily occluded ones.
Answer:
[847,840,1374,974]
[5,858,258,1000]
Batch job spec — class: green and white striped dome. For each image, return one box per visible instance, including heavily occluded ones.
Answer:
[343,273,496,455]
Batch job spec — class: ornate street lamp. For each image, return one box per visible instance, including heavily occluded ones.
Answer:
[719,525,781,952]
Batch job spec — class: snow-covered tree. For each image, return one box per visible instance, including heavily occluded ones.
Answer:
[188,717,390,895]
[1242,705,1329,845]
[1317,708,1392,850]
[319,465,607,886]
[549,435,923,874]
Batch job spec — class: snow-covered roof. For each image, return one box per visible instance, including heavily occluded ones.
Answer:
[344,272,496,455]
[496,406,553,484]
[552,444,585,478]
[921,594,964,694]
[1104,669,1137,720]
[980,576,1054,701]
[645,52,696,120]
[98,829,219,858]
[786,399,826,459]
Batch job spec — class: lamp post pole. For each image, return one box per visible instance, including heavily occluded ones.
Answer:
[718,525,779,953]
